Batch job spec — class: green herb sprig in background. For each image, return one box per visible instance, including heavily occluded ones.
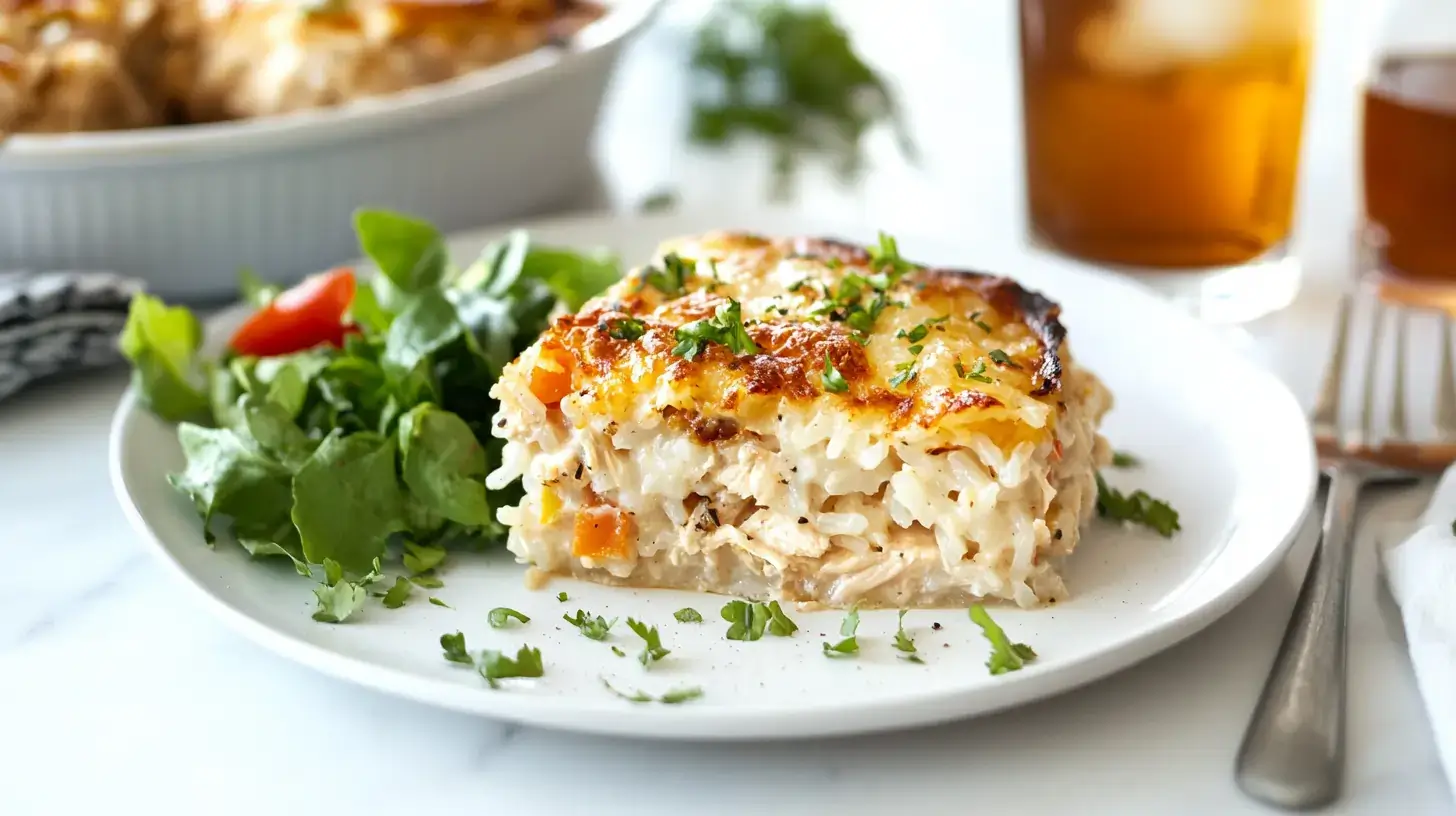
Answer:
[690,1,915,197]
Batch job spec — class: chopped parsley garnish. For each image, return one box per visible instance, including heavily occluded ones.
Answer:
[892,609,923,663]
[765,601,799,636]
[440,631,472,665]
[429,597,452,609]
[611,646,626,657]
[969,311,992,333]
[564,609,617,641]
[312,557,382,624]
[822,605,860,657]
[488,607,530,628]
[721,600,797,640]
[908,344,924,355]
[640,252,694,297]
[987,349,1021,369]
[410,572,444,589]
[897,316,948,346]
[722,600,770,641]
[672,299,759,360]
[1096,474,1181,537]
[607,317,647,341]
[1111,450,1140,468]
[626,618,671,668]
[822,354,849,393]
[888,360,916,389]
[557,591,569,602]
[601,678,704,705]
[381,576,412,609]
[959,359,993,384]
[478,645,544,689]
[675,607,704,623]
[868,231,914,280]
[969,605,1037,675]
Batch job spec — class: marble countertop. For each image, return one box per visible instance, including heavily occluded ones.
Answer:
[3,2,1452,814]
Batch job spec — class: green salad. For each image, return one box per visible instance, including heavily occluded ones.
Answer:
[120,209,620,622]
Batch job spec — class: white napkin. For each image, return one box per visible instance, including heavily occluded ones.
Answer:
[1379,466,1456,800]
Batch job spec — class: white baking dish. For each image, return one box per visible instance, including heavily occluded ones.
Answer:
[0,0,663,300]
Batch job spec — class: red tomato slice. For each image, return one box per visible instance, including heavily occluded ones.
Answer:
[229,268,358,357]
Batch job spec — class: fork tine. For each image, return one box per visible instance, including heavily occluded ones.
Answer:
[1437,314,1456,442]
[1312,294,1353,435]
[1358,300,1386,448]
[1388,308,1409,440]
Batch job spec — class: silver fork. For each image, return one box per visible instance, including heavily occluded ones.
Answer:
[1235,294,1456,810]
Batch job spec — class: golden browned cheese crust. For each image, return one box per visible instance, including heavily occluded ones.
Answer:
[0,0,602,131]
[537,232,1072,441]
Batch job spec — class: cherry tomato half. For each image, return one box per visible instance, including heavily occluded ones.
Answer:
[229,268,358,357]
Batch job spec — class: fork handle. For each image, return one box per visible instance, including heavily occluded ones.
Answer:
[1235,467,1364,810]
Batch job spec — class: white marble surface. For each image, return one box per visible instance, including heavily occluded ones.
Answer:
[3,1,1454,814]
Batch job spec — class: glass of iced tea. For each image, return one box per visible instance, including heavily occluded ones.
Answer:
[1019,0,1312,322]
[1361,3,1456,310]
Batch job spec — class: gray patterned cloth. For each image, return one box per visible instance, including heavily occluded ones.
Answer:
[0,271,142,403]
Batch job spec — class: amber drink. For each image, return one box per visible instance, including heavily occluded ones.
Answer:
[1364,55,1456,306]
[1020,0,1311,320]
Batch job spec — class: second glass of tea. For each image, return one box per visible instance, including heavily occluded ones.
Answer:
[1019,0,1312,322]
[1361,2,1456,311]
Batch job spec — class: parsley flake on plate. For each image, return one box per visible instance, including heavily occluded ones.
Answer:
[440,631,472,665]
[479,645,544,689]
[312,557,383,624]
[822,605,860,657]
[488,607,530,628]
[822,353,849,393]
[722,600,770,641]
[626,618,671,668]
[611,646,626,657]
[721,600,797,640]
[410,572,444,590]
[969,605,1037,675]
[601,678,704,705]
[1111,450,1141,468]
[557,591,569,602]
[672,299,759,361]
[674,607,704,623]
[429,597,452,609]
[1095,474,1181,537]
[381,576,412,609]
[765,601,798,636]
[892,609,923,663]
[564,609,617,641]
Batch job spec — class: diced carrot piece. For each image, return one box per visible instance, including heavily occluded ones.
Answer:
[529,345,575,407]
[1052,439,1064,461]
[572,504,635,560]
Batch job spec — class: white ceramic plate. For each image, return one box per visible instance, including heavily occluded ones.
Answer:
[109,211,1316,741]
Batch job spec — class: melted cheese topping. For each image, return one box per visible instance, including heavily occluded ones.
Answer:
[527,232,1071,447]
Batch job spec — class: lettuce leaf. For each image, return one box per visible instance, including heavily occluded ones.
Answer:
[290,432,407,574]
[398,404,492,528]
[119,294,210,423]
